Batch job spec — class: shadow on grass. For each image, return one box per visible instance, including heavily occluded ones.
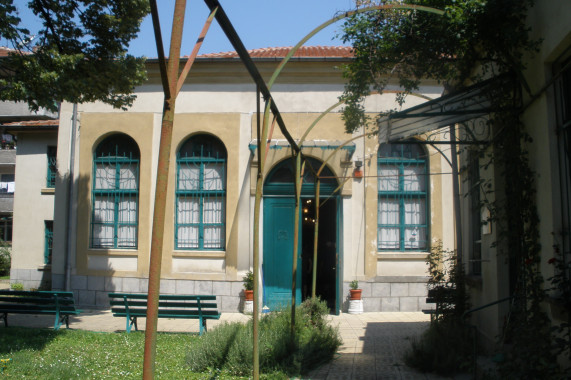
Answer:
[0,327,62,354]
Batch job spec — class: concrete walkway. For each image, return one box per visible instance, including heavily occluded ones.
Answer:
[3,306,469,379]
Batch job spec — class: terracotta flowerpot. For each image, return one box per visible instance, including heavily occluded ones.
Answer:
[245,290,254,301]
[349,289,362,300]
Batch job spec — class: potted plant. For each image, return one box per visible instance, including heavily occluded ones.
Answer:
[348,280,363,314]
[243,271,254,301]
[349,280,362,300]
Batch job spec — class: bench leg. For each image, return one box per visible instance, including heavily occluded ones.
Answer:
[199,318,207,336]
[2,313,6,327]
[127,316,137,333]
[54,313,62,331]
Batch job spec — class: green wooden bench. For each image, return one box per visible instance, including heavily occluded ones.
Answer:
[0,290,82,330]
[108,293,221,335]
[422,286,456,321]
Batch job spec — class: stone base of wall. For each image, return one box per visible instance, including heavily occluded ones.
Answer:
[10,268,51,290]
[53,274,246,313]
[12,272,431,313]
[343,276,431,312]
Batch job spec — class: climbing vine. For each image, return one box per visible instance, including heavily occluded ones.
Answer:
[340,0,564,376]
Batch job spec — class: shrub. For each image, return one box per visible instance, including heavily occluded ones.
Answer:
[0,240,10,276]
[404,319,474,375]
[186,321,242,372]
[186,297,341,377]
[10,282,23,291]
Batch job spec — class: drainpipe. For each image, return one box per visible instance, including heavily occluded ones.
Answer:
[450,125,463,267]
[64,103,78,291]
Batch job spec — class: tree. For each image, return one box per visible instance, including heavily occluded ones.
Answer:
[339,0,538,133]
[0,0,148,112]
[339,0,559,377]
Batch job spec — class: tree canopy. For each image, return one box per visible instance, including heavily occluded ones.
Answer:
[339,0,539,133]
[0,0,149,112]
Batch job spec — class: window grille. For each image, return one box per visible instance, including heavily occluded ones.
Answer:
[44,220,53,264]
[378,143,428,251]
[469,150,482,275]
[91,135,139,249]
[176,135,226,250]
[555,56,571,259]
[47,146,57,188]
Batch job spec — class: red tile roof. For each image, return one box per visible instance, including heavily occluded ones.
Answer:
[197,46,353,59]
[0,47,16,57]
[2,120,58,127]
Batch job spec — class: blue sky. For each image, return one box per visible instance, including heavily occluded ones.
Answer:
[15,0,357,57]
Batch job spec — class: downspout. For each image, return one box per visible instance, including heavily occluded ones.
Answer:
[64,103,78,291]
[450,125,463,267]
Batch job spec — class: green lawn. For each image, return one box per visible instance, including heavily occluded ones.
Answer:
[0,327,251,379]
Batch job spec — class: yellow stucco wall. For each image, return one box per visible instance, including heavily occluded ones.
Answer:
[75,112,243,281]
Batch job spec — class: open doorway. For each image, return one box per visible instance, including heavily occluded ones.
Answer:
[301,197,337,311]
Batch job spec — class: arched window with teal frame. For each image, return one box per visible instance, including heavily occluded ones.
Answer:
[377,142,428,251]
[176,134,227,250]
[91,134,140,249]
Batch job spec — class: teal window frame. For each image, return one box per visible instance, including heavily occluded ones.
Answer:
[90,135,139,249]
[44,220,53,264]
[468,150,482,275]
[175,135,226,250]
[47,146,57,188]
[377,143,429,251]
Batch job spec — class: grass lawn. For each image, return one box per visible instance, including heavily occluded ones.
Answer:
[0,327,253,379]
[0,275,9,280]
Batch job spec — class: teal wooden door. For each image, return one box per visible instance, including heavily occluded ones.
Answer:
[263,197,302,310]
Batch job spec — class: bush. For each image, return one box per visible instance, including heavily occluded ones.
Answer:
[0,240,10,276]
[186,297,341,377]
[404,319,474,375]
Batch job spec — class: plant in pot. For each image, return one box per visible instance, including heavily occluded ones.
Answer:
[243,270,254,301]
[349,280,362,300]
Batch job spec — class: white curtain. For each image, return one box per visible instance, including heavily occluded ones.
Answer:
[117,199,137,247]
[378,165,399,191]
[404,199,426,249]
[94,164,115,190]
[119,164,137,190]
[403,165,425,192]
[92,197,114,247]
[378,198,399,249]
[178,165,200,190]
[203,163,224,190]
[177,198,199,248]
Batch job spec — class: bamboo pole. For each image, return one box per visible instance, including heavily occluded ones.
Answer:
[144,1,186,378]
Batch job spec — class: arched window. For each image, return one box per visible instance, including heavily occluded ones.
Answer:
[176,134,227,250]
[91,134,140,248]
[378,142,428,251]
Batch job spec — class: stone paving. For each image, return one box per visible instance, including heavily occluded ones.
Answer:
[2,297,467,379]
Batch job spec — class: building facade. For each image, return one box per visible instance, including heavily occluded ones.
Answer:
[10,46,455,312]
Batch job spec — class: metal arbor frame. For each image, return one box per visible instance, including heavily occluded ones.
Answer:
[143,1,445,379]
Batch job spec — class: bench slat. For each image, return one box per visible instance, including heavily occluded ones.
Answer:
[108,293,220,335]
[109,300,218,309]
[108,293,216,301]
[0,290,80,330]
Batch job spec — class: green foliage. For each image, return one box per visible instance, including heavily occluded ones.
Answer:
[0,0,149,112]
[242,270,254,290]
[406,242,473,375]
[405,319,474,375]
[546,244,571,373]
[339,0,540,133]
[0,240,10,276]
[10,282,23,291]
[349,279,359,290]
[0,328,198,379]
[426,241,469,321]
[186,297,341,377]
